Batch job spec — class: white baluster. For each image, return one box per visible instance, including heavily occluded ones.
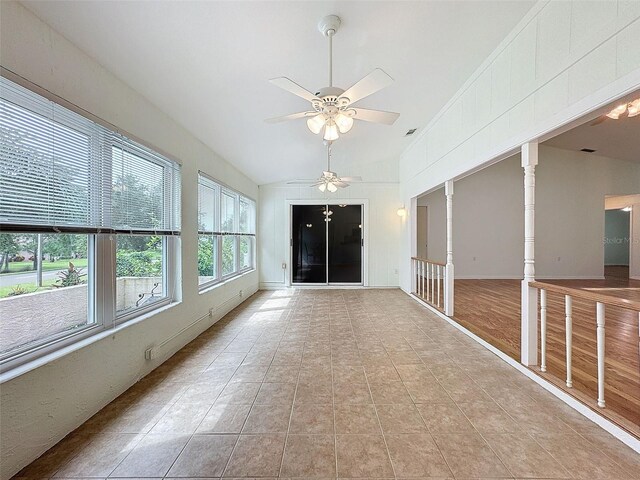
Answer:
[565,295,573,388]
[596,302,605,408]
[540,288,547,372]
[412,259,415,294]
[430,263,435,304]
[420,261,424,299]
[437,265,441,308]
[425,261,430,301]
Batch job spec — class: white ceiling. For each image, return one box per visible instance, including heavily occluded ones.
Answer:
[22,0,535,185]
[545,99,640,164]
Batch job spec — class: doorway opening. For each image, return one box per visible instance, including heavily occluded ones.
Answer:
[291,203,363,285]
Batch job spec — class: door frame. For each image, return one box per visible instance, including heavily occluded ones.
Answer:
[285,199,369,287]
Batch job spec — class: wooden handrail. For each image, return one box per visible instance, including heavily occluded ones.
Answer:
[530,281,640,311]
[411,257,446,267]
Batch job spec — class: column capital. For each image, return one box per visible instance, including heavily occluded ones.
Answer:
[445,179,454,196]
[521,142,539,168]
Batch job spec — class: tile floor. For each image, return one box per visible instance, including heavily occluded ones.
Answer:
[15,289,640,479]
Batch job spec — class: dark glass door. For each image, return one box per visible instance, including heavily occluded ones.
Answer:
[328,204,362,283]
[292,204,327,283]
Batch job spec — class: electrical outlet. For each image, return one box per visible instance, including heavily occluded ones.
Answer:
[394,268,399,275]
[239,289,243,298]
[557,257,561,262]
[281,262,287,270]
[145,347,158,360]
[208,307,214,317]
[473,256,477,261]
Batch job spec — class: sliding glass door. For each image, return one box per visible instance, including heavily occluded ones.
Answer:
[291,204,362,285]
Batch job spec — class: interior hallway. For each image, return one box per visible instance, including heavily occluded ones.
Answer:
[453,269,640,434]
[16,289,639,479]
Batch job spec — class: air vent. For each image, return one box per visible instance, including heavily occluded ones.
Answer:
[405,128,417,136]
[580,148,596,153]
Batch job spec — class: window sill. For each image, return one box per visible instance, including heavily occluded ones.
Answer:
[198,268,256,295]
[0,301,181,384]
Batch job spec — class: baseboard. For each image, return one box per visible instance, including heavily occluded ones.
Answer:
[453,275,606,280]
[402,288,640,454]
[259,283,400,290]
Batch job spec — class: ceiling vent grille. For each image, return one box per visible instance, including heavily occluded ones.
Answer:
[580,148,596,153]
[405,128,417,136]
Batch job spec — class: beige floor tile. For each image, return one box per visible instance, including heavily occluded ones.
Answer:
[369,382,413,404]
[289,404,334,434]
[532,433,634,479]
[242,404,292,433]
[395,364,434,382]
[166,434,237,477]
[149,402,210,434]
[385,434,452,478]
[53,433,142,478]
[364,364,401,384]
[229,364,269,383]
[457,400,521,434]
[177,382,226,404]
[255,382,296,405]
[216,382,261,405]
[332,365,367,384]
[484,433,571,479]
[416,402,475,433]
[17,433,91,478]
[333,382,373,404]
[334,404,382,434]
[109,434,189,477]
[196,403,251,434]
[223,434,286,477]
[264,365,300,383]
[280,434,336,477]
[336,434,394,478]
[582,432,640,477]
[432,432,511,478]
[404,378,451,404]
[376,404,428,434]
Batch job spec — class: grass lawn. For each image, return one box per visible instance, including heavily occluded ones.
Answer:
[2,258,88,275]
[0,279,58,299]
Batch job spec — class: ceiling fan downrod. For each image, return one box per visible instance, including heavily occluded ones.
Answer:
[318,15,341,88]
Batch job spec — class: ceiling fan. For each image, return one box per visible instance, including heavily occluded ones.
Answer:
[590,97,639,125]
[287,143,361,192]
[266,15,400,141]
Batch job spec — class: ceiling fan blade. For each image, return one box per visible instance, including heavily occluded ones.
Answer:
[351,108,400,125]
[269,77,319,102]
[339,176,363,182]
[286,180,319,184]
[590,116,608,126]
[339,68,394,105]
[334,181,350,188]
[265,111,315,124]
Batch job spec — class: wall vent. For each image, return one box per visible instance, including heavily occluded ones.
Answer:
[405,128,417,136]
[580,148,596,153]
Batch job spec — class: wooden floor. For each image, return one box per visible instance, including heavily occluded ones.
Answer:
[452,267,640,435]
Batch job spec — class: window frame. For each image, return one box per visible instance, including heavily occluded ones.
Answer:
[197,172,256,292]
[0,75,182,374]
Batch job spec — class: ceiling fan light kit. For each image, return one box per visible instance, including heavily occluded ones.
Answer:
[604,98,640,120]
[266,14,400,143]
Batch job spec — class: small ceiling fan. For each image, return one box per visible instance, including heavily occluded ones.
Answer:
[590,97,640,125]
[287,143,361,192]
[266,15,400,141]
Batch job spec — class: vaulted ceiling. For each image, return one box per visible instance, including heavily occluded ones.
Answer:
[22,1,535,184]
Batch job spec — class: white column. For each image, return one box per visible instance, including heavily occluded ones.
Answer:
[521,142,538,365]
[596,302,606,407]
[444,180,454,316]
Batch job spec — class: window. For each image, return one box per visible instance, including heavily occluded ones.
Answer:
[0,76,181,369]
[197,172,255,290]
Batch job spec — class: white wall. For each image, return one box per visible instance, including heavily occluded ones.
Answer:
[259,158,401,288]
[0,3,259,478]
[417,146,640,279]
[399,0,640,291]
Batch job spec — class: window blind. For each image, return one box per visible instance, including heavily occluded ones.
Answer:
[0,76,181,235]
[197,172,255,236]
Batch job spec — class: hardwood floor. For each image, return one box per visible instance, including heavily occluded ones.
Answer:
[452,269,640,435]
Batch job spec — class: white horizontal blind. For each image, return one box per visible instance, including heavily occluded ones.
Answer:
[0,76,180,234]
[197,172,255,237]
